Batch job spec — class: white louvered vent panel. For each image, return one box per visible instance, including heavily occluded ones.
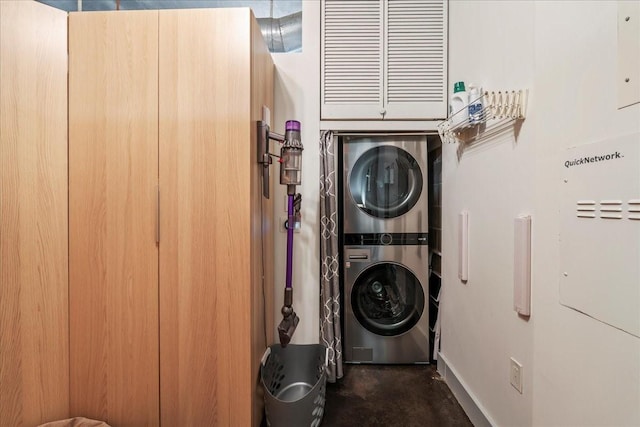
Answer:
[572,199,640,220]
[386,0,445,103]
[323,0,381,104]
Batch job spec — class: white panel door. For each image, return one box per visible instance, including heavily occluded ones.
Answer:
[321,0,384,119]
[384,0,448,119]
[559,134,640,338]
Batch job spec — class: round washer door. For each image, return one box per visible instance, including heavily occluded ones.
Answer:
[351,262,425,337]
[349,145,423,219]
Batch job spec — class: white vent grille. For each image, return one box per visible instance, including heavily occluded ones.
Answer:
[323,0,382,104]
[576,200,596,218]
[629,199,640,220]
[575,199,640,220]
[600,199,623,219]
[386,0,445,103]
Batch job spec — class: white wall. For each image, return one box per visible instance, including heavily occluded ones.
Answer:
[270,0,321,344]
[441,1,640,426]
[531,2,640,425]
[442,2,536,425]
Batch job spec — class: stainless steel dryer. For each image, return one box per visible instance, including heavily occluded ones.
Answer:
[343,135,428,234]
[343,235,429,364]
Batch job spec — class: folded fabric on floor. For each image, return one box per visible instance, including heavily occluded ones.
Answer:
[38,417,110,427]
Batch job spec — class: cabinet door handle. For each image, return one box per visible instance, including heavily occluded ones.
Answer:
[155,186,160,244]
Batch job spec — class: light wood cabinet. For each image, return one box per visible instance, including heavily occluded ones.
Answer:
[321,0,448,120]
[69,8,274,427]
[158,8,274,427]
[0,2,69,426]
[68,10,160,426]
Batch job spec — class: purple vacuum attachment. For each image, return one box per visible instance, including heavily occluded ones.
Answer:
[278,193,299,347]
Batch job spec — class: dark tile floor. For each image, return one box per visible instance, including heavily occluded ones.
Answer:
[321,364,472,427]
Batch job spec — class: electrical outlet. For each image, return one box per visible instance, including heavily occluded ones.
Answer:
[510,357,523,394]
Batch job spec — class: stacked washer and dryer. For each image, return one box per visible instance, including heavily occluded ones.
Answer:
[341,135,430,364]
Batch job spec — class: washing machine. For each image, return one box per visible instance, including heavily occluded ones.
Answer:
[342,135,428,234]
[343,238,430,364]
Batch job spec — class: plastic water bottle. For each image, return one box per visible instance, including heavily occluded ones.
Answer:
[468,85,483,125]
[450,81,468,127]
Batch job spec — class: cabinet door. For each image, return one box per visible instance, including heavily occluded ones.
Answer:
[321,0,384,119]
[384,0,447,119]
[1,2,69,425]
[158,9,255,427]
[68,11,160,427]
[321,0,447,120]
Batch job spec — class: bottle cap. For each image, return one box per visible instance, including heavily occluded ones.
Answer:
[468,84,481,95]
[453,81,466,93]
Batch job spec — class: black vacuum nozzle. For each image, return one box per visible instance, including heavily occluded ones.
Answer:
[277,305,299,347]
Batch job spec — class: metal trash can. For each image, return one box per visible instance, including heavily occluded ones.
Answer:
[260,344,328,427]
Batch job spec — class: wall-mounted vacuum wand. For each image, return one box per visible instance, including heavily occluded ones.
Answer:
[257,119,303,347]
[278,120,302,347]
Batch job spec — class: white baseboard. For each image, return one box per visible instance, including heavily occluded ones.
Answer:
[437,352,496,427]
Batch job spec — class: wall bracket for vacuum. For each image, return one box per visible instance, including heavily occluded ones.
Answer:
[257,120,285,199]
[284,193,302,230]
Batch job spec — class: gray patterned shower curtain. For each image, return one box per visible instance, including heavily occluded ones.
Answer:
[319,130,343,382]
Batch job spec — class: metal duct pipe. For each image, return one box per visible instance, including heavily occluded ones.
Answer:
[257,11,302,53]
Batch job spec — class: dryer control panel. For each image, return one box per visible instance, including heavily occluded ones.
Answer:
[344,232,428,246]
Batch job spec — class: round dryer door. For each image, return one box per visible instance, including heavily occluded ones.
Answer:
[349,146,423,219]
[351,262,425,337]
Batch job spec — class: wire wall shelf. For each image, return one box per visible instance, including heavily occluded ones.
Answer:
[438,89,529,144]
